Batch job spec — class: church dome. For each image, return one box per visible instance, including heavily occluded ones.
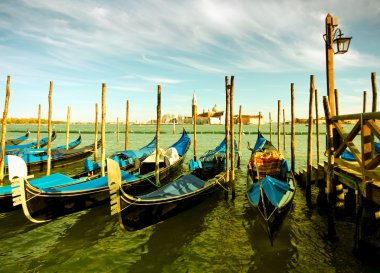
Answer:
[212,104,219,112]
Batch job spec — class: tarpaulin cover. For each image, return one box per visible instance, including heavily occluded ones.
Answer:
[247,176,290,207]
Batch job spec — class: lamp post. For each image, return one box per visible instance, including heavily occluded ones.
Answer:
[324,13,352,115]
[323,13,352,242]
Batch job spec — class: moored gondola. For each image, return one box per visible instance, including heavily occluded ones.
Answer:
[107,137,238,232]
[4,130,30,146]
[246,131,295,244]
[8,130,189,222]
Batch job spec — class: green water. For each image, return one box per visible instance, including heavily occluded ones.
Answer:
[0,124,377,272]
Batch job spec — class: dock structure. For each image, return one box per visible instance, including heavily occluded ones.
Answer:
[294,82,380,251]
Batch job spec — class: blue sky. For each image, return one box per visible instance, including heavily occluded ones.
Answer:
[0,0,379,122]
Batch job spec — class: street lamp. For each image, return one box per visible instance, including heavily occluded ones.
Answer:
[332,28,352,54]
[324,13,352,116]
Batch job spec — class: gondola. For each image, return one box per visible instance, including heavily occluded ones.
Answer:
[0,138,98,212]
[8,130,189,222]
[5,134,94,175]
[4,130,30,146]
[107,137,238,232]
[83,135,156,174]
[5,131,57,154]
[246,131,295,244]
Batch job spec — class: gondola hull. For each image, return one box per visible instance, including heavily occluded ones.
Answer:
[5,130,30,146]
[117,172,226,231]
[15,155,186,222]
[9,130,190,222]
[246,131,296,244]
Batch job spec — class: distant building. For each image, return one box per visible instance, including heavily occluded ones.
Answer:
[184,104,265,125]
[184,104,224,125]
[237,114,265,125]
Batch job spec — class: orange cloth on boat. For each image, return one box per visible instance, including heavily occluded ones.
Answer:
[249,151,284,176]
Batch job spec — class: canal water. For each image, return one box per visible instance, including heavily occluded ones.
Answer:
[0,124,378,272]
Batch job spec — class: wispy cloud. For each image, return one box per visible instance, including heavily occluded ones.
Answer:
[0,0,379,121]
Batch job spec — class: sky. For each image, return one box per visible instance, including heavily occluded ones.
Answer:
[0,0,379,122]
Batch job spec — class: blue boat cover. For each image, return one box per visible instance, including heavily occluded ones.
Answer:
[118,137,157,164]
[40,171,138,192]
[376,142,380,153]
[170,132,190,157]
[5,135,51,153]
[189,159,202,171]
[139,174,205,200]
[0,173,76,195]
[247,176,290,207]
[341,150,356,161]
[253,135,266,152]
[213,138,238,153]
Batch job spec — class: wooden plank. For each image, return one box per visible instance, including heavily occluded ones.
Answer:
[335,158,380,181]
[346,141,363,166]
[366,119,380,140]
[367,154,380,170]
[331,111,380,121]
[334,121,361,157]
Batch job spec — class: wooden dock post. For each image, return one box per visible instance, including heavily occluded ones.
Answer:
[363,91,367,112]
[94,103,99,161]
[269,112,272,142]
[225,76,230,198]
[155,85,161,187]
[306,75,315,206]
[277,100,281,151]
[290,83,295,173]
[238,105,242,168]
[125,100,129,150]
[230,76,235,199]
[192,92,197,160]
[66,106,70,150]
[101,84,106,177]
[46,81,53,176]
[372,72,377,112]
[323,96,337,241]
[37,104,41,148]
[283,109,286,151]
[315,89,320,164]
[172,119,176,134]
[0,76,11,183]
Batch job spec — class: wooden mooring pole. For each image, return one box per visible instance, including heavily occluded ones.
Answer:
[334,89,340,115]
[269,112,272,142]
[225,76,230,198]
[238,105,242,168]
[363,91,367,112]
[46,81,53,176]
[230,76,235,199]
[125,100,129,150]
[258,111,261,132]
[290,83,295,173]
[94,103,98,161]
[0,76,11,183]
[116,117,119,143]
[277,100,281,151]
[101,84,106,177]
[192,92,197,160]
[372,72,377,112]
[66,106,70,150]
[155,85,161,187]
[306,75,314,206]
[283,108,286,151]
[315,89,320,164]
[37,104,41,148]
[323,96,337,241]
